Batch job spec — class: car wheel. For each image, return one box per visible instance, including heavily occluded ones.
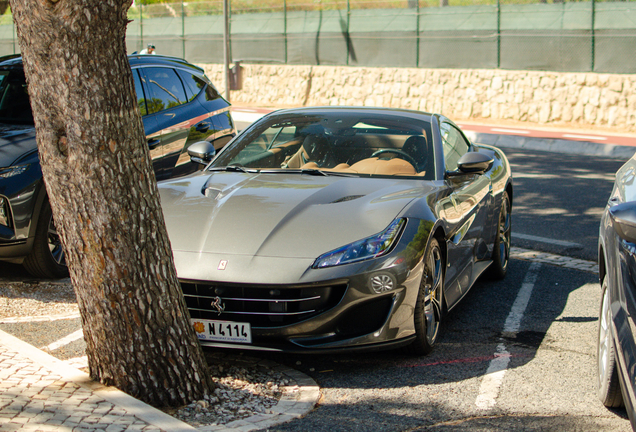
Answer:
[22,201,68,279]
[598,277,624,408]
[487,191,511,280]
[408,238,444,356]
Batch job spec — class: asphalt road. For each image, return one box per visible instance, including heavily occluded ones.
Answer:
[257,260,629,431]
[0,144,633,431]
[501,147,627,262]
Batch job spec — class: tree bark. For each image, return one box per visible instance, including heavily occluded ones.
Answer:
[9,0,213,406]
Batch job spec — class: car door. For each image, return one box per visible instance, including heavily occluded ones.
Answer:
[439,121,492,307]
[132,68,163,176]
[138,66,194,180]
[169,68,230,178]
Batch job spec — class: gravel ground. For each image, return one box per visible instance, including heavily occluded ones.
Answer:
[0,278,288,427]
[0,279,78,320]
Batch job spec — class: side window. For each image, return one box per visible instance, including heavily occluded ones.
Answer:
[440,122,470,172]
[132,69,147,116]
[143,67,188,114]
[176,69,206,102]
[0,70,33,125]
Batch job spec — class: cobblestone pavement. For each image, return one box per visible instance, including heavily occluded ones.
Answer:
[0,330,319,432]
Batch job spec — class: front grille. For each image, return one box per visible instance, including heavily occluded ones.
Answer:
[180,281,348,328]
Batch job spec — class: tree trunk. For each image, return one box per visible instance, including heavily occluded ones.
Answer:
[9,0,213,406]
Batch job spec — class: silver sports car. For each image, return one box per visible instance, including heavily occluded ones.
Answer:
[158,107,513,354]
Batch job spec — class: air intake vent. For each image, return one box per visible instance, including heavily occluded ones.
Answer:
[331,195,365,204]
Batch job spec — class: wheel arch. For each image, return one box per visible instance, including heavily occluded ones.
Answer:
[506,181,513,207]
[27,184,49,240]
[431,225,449,314]
[599,242,607,285]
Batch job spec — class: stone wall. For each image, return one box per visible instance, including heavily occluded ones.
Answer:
[199,64,636,131]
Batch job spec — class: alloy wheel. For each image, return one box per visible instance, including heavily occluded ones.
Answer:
[423,245,443,344]
[498,197,511,270]
[47,216,65,266]
[598,284,611,384]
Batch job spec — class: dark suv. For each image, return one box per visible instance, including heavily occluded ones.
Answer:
[0,54,235,278]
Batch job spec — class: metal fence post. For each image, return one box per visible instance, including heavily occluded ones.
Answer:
[224,0,230,101]
[284,0,288,64]
[497,0,501,69]
[346,0,350,66]
[140,3,144,51]
[416,0,420,68]
[591,0,595,72]
[182,0,186,59]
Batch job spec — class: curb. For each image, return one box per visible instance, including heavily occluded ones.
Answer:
[465,130,636,159]
[0,329,320,432]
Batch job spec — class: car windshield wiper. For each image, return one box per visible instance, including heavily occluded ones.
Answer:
[259,168,356,177]
[207,165,257,174]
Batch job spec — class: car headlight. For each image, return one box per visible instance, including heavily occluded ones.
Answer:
[0,196,10,227]
[312,219,406,269]
[0,164,29,179]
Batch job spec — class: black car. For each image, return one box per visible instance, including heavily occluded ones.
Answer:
[0,54,235,278]
[598,155,636,430]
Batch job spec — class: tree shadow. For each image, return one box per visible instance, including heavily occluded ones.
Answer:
[232,260,599,392]
[502,147,626,261]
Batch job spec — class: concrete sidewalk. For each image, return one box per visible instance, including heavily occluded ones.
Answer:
[0,329,319,432]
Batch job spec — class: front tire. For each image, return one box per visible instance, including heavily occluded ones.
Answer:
[598,277,624,408]
[487,191,511,280]
[22,201,68,279]
[407,238,444,356]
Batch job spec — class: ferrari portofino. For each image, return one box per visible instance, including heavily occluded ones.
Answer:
[159,107,513,354]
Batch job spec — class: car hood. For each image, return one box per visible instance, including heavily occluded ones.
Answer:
[0,123,37,167]
[159,171,435,260]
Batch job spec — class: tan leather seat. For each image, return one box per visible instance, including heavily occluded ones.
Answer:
[348,157,417,176]
[284,134,333,168]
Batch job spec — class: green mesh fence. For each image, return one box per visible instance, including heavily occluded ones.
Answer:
[2,0,636,73]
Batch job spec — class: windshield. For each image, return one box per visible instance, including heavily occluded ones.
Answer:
[0,69,33,125]
[210,111,435,179]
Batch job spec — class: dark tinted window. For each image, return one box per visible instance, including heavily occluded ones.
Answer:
[205,83,221,101]
[177,69,205,102]
[0,70,33,125]
[132,69,147,116]
[143,67,187,114]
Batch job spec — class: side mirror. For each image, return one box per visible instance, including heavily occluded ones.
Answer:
[455,152,494,175]
[188,141,216,165]
[609,201,636,243]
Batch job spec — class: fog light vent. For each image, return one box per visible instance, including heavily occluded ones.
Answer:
[370,274,394,294]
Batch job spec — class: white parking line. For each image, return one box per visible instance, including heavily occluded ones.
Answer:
[0,312,81,324]
[475,261,541,410]
[562,134,607,141]
[513,232,581,248]
[41,328,84,352]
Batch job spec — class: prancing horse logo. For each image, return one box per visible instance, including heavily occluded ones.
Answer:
[211,296,225,316]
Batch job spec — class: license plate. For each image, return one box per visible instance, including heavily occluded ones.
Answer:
[191,319,252,344]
